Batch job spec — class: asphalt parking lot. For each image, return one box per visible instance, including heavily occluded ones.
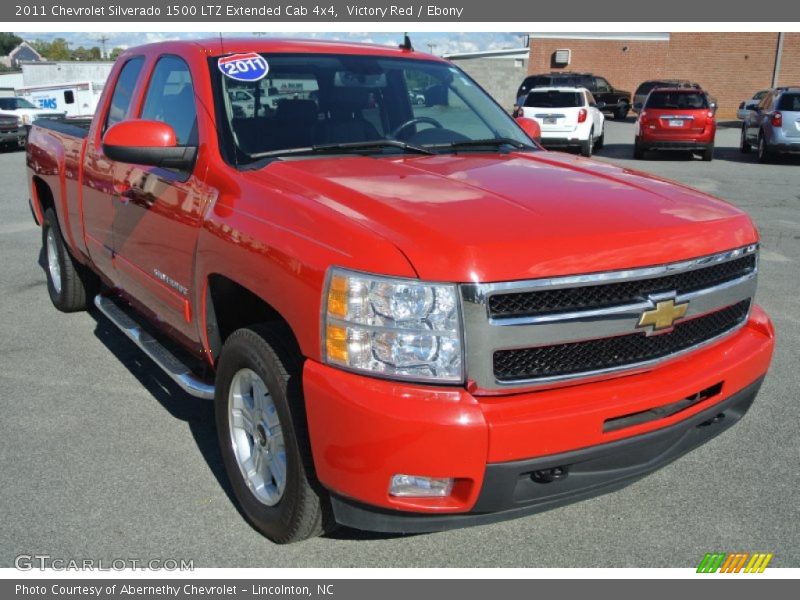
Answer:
[0,119,798,568]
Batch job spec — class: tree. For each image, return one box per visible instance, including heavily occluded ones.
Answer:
[109,47,124,61]
[0,33,23,56]
[30,37,72,60]
[72,46,101,61]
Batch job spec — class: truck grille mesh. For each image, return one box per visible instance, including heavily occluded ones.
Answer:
[493,300,750,381]
[488,254,755,318]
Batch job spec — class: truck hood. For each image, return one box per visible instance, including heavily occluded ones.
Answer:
[250,151,757,282]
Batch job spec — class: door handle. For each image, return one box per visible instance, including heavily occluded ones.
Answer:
[120,186,152,207]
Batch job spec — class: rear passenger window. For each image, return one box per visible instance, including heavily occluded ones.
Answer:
[525,90,583,108]
[104,57,144,132]
[777,94,800,111]
[140,55,198,146]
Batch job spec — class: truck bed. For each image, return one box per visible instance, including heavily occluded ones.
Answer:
[33,116,92,139]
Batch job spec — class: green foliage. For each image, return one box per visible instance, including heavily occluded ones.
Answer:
[30,37,72,60]
[0,32,23,56]
[72,46,102,61]
[109,47,124,61]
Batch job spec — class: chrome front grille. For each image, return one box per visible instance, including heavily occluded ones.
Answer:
[460,245,758,393]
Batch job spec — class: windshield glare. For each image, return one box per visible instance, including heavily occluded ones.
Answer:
[0,97,36,110]
[214,53,532,162]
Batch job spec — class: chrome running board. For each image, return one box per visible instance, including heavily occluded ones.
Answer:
[94,295,215,400]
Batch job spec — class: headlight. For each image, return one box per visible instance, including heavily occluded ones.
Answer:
[16,115,24,127]
[322,268,463,383]
[21,114,33,126]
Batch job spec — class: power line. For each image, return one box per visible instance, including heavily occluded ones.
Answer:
[96,35,109,59]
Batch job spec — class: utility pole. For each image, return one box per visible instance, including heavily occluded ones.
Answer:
[427,43,437,55]
[97,35,109,59]
[772,32,785,88]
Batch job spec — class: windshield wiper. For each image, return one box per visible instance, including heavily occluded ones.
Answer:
[249,139,435,160]
[425,137,537,152]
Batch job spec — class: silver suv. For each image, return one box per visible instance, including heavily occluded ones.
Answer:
[741,87,800,162]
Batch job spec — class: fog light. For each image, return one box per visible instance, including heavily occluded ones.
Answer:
[389,474,454,497]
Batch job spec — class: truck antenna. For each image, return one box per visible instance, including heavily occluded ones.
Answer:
[399,33,414,52]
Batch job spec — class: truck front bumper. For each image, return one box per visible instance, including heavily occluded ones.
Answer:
[0,128,26,147]
[304,306,774,532]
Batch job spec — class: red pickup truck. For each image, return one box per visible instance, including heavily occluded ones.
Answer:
[27,39,774,543]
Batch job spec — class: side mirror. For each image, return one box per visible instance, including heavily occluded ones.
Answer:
[633,102,643,111]
[103,120,196,170]
[709,102,718,111]
[515,117,541,143]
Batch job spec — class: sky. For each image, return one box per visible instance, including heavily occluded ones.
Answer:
[14,31,528,56]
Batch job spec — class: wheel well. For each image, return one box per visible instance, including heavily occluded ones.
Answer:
[205,274,294,359]
[32,176,54,216]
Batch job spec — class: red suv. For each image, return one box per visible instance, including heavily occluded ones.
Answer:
[635,88,716,161]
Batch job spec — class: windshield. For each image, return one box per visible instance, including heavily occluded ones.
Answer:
[212,53,533,164]
[524,90,583,108]
[0,97,36,110]
[645,91,708,109]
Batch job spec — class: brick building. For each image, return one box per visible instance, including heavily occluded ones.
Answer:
[527,32,800,119]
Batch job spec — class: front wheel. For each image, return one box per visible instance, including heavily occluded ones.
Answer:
[580,129,594,157]
[757,135,773,164]
[42,208,98,312]
[595,127,605,150]
[702,145,714,161]
[215,324,333,543]
[740,125,751,153]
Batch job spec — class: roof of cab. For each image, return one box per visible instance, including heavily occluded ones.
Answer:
[120,37,447,63]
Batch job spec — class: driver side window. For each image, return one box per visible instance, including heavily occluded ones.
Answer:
[594,77,611,93]
[140,55,198,146]
[402,67,493,140]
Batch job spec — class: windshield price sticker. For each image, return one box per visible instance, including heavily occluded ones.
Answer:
[218,53,269,82]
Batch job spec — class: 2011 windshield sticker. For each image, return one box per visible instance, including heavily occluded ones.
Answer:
[218,53,269,82]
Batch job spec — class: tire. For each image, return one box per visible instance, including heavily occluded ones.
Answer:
[215,324,333,543]
[595,127,605,150]
[580,129,593,157]
[702,145,714,162]
[633,140,645,159]
[740,125,751,153]
[613,103,629,120]
[42,208,98,312]
[757,134,773,164]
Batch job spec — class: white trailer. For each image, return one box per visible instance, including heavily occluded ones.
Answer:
[16,81,103,117]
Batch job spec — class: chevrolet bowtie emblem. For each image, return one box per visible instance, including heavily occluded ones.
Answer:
[638,298,689,332]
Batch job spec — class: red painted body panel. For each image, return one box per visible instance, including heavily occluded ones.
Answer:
[104,120,178,148]
[25,39,775,518]
[245,152,756,284]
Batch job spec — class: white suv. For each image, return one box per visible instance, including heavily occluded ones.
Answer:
[520,87,605,157]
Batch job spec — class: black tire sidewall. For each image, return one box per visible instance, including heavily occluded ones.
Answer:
[214,328,315,542]
[42,209,67,308]
[740,126,751,153]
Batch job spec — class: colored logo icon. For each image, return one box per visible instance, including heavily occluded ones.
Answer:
[697,552,773,573]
